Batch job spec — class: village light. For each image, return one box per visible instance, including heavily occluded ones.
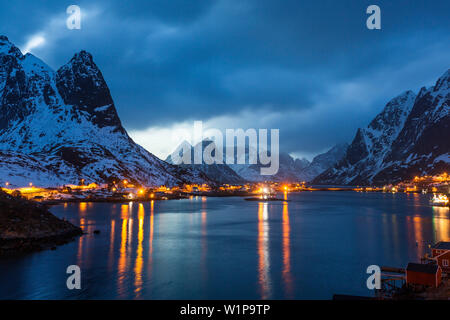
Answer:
[5,182,9,186]
[29,182,33,187]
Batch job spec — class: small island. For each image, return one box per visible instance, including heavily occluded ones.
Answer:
[0,189,82,257]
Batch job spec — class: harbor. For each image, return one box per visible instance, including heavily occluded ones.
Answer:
[1,191,449,299]
[1,172,449,207]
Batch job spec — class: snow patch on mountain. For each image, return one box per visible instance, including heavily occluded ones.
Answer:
[0,36,209,187]
[314,69,450,185]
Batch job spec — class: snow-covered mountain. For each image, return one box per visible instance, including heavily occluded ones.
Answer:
[166,138,346,183]
[166,139,246,184]
[314,69,450,185]
[230,146,346,183]
[298,143,349,182]
[244,151,314,182]
[0,36,209,187]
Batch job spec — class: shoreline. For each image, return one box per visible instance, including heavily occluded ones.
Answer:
[0,229,83,257]
[0,190,83,257]
[40,188,449,207]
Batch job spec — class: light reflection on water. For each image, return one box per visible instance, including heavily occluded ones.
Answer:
[282,201,294,298]
[257,202,271,299]
[433,206,450,242]
[0,192,449,300]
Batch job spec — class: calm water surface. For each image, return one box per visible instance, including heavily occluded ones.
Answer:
[0,192,449,299]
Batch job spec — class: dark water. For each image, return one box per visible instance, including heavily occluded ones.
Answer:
[1,192,449,300]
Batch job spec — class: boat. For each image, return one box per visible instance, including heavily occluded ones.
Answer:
[430,194,449,207]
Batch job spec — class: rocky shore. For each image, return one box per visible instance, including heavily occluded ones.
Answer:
[0,189,82,257]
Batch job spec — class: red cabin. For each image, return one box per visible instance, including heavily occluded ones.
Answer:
[431,241,450,258]
[434,251,450,273]
[406,263,442,288]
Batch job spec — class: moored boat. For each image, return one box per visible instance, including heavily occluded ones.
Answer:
[430,193,449,207]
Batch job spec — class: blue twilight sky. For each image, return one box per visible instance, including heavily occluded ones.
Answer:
[0,0,449,160]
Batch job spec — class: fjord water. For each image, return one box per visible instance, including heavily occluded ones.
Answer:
[0,192,449,299]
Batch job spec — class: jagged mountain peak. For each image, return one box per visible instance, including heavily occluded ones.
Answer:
[329,142,350,152]
[327,143,350,163]
[62,50,99,74]
[0,35,22,58]
[293,157,310,173]
[387,90,416,106]
[71,50,94,63]
[296,143,349,182]
[0,36,210,187]
[56,49,123,130]
[434,68,450,92]
[21,52,53,75]
[367,90,416,133]
[167,138,246,184]
[166,140,193,163]
[57,50,104,85]
[314,68,450,185]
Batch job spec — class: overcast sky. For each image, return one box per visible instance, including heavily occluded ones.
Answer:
[1,0,449,160]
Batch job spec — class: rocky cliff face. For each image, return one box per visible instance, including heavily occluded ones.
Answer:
[314,69,450,185]
[55,50,125,132]
[0,36,209,187]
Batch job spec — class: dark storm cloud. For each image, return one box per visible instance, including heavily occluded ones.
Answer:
[0,0,449,158]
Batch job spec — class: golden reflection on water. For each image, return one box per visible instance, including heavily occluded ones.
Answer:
[134,204,145,296]
[127,218,133,249]
[79,202,87,213]
[201,208,208,281]
[118,218,128,296]
[76,216,94,267]
[282,201,293,298]
[108,219,116,271]
[76,218,85,263]
[413,216,424,244]
[149,200,154,255]
[120,204,128,219]
[257,202,271,299]
[433,206,450,242]
[146,200,155,295]
[202,210,207,237]
[201,196,207,237]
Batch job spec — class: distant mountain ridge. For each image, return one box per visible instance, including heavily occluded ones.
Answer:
[167,139,348,183]
[298,143,349,182]
[314,69,450,185]
[166,139,246,184]
[0,36,209,187]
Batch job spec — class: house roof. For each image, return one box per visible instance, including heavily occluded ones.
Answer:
[432,242,450,250]
[435,250,450,259]
[407,263,439,274]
